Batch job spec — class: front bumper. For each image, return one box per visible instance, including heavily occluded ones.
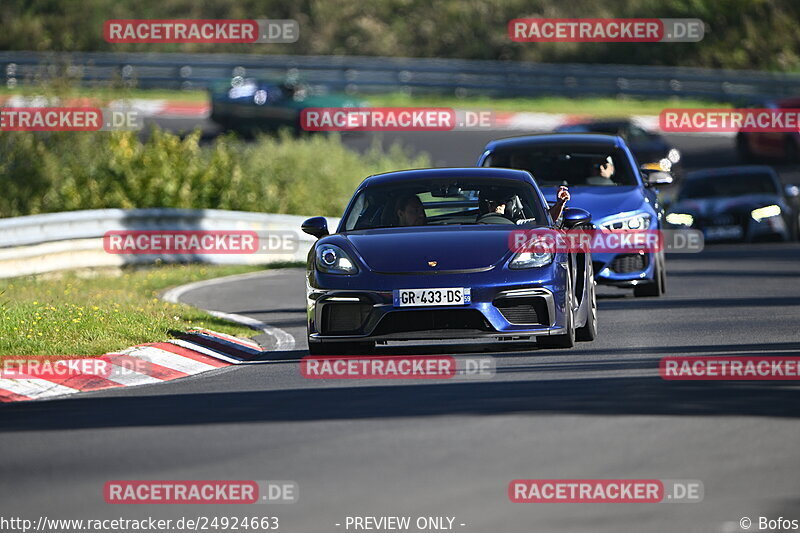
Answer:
[307,266,570,343]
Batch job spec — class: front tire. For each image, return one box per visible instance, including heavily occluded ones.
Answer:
[576,279,597,342]
[634,254,666,297]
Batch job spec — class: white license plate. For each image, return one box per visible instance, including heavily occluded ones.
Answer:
[393,288,471,307]
[704,225,743,240]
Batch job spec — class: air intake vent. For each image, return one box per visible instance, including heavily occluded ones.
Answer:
[494,297,549,325]
[321,303,372,334]
[610,253,648,274]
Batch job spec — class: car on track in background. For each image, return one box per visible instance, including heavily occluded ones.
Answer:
[736,98,800,162]
[555,118,683,179]
[478,133,672,297]
[665,166,800,242]
[301,167,597,354]
[209,77,364,135]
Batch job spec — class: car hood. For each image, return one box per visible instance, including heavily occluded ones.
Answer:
[670,194,782,217]
[541,186,644,220]
[343,226,517,273]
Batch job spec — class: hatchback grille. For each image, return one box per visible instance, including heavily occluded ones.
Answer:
[610,253,648,273]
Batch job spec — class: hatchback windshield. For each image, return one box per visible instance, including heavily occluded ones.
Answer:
[483,145,637,187]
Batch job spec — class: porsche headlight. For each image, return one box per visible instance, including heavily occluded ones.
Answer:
[316,244,358,274]
[666,213,694,227]
[751,204,781,222]
[601,213,652,231]
[659,158,672,172]
[509,246,554,269]
[668,148,681,163]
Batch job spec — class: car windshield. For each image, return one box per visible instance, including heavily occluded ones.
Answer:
[342,178,547,230]
[483,145,637,187]
[679,173,779,199]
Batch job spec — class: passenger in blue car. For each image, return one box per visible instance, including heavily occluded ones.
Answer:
[550,186,571,220]
[395,195,427,226]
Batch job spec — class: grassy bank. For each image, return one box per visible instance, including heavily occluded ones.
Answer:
[0,263,301,357]
[366,93,729,116]
[0,86,729,117]
[0,128,430,218]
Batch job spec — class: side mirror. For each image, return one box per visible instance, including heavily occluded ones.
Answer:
[301,217,329,239]
[562,207,592,228]
[785,184,800,199]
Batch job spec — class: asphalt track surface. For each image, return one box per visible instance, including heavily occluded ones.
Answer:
[2,123,800,533]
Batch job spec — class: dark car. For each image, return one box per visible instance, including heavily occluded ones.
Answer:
[666,166,800,242]
[478,133,672,297]
[556,118,682,179]
[736,97,800,162]
[301,167,598,354]
[209,77,364,135]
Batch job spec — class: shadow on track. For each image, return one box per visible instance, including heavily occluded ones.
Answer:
[4,342,800,432]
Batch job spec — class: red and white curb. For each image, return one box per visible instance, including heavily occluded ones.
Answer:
[0,95,210,119]
[0,95,731,136]
[0,271,297,404]
[0,339,229,403]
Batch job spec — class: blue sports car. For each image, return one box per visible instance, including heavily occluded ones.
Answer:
[301,168,597,354]
[478,134,672,297]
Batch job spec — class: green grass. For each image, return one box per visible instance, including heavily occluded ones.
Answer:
[0,262,302,358]
[366,93,731,116]
[0,85,729,117]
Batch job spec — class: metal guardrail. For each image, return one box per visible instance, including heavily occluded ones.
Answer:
[3,51,800,102]
[0,208,338,278]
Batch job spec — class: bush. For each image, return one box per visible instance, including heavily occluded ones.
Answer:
[0,129,430,218]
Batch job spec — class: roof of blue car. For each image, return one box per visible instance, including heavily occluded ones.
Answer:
[483,133,625,151]
[361,167,535,187]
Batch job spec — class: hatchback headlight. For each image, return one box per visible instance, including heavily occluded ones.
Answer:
[316,244,358,274]
[751,204,781,222]
[666,213,694,227]
[601,213,652,231]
